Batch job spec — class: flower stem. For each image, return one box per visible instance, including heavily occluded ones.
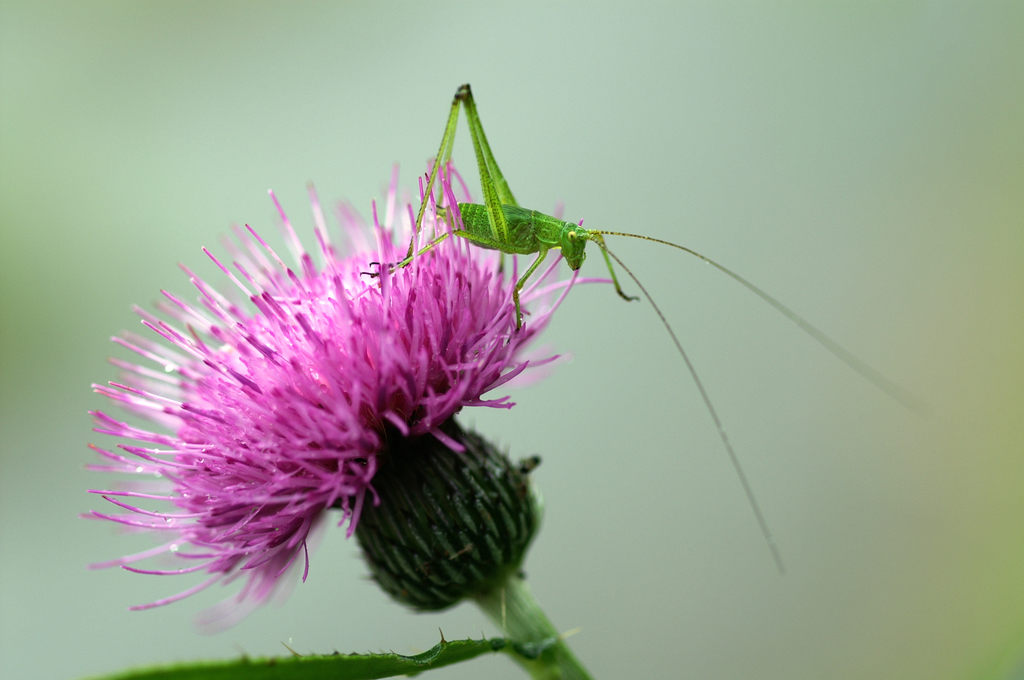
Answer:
[474,574,594,680]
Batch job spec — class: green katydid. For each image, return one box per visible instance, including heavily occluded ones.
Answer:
[396,83,922,573]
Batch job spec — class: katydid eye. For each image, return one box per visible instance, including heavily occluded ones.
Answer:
[567,231,577,240]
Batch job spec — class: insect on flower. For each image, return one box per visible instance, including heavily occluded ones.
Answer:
[396,84,925,572]
[85,170,582,627]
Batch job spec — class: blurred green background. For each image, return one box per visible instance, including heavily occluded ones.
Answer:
[1,2,1022,679]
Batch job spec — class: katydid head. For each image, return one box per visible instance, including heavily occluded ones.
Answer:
[559,222,589,270]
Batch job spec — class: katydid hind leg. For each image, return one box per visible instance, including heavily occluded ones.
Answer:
[457,86,512,247]
[459,84,518,208]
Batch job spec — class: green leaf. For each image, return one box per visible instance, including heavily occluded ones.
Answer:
[85,636,556,680]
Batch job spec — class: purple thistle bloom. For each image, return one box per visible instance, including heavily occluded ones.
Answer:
[87,168,579,626]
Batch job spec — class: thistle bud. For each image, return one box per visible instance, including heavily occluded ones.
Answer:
[355,418,541,610]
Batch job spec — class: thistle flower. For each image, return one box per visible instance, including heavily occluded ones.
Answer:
[87,168,577,625]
